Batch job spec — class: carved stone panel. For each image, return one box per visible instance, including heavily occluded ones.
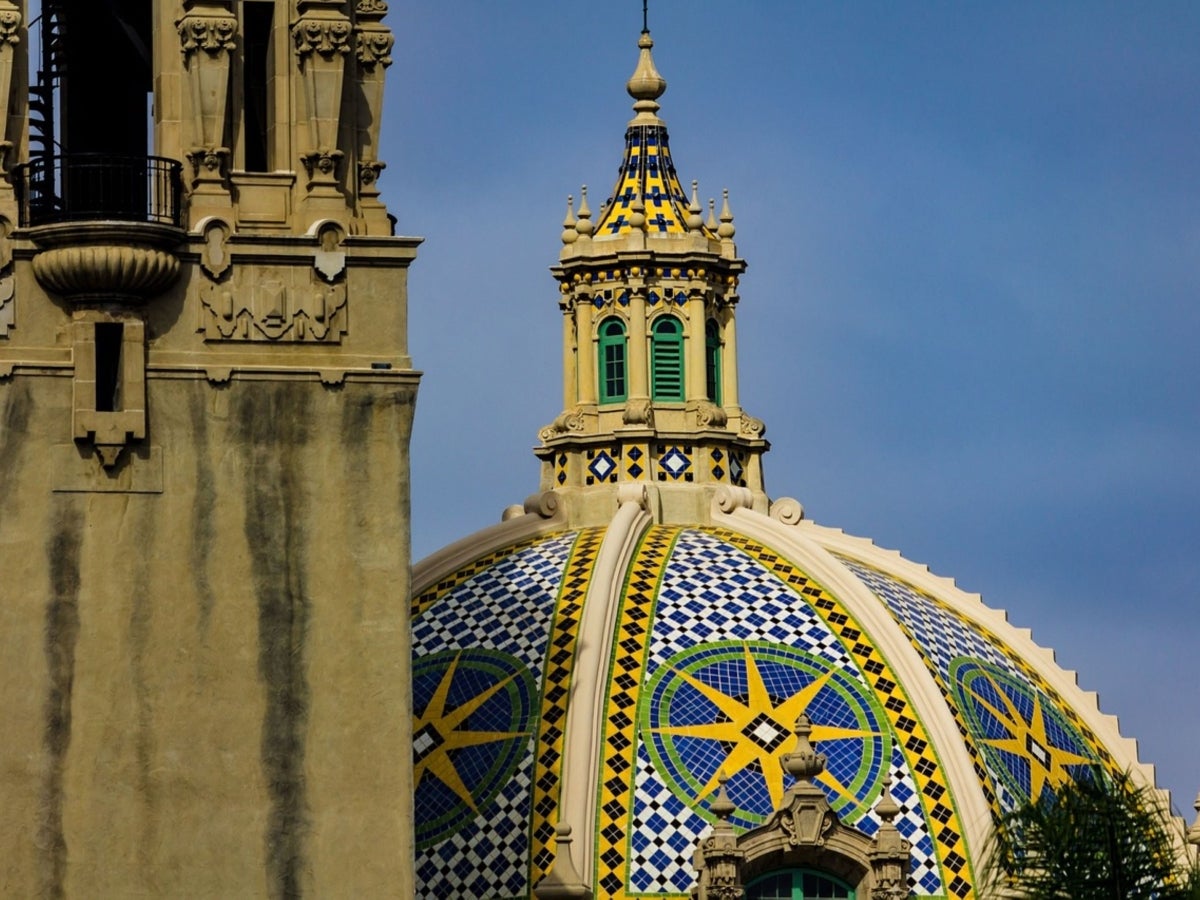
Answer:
[198,268,348,343]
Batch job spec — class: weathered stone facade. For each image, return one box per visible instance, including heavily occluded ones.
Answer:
[0,2,418,895]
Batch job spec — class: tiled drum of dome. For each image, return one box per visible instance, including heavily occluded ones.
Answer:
[840,558,1110,817]
[411,532,578,900]
[623,529,948,897]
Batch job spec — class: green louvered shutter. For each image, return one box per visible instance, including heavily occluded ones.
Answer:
[651,316,684,401]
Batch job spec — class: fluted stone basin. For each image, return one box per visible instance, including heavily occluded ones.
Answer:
[27,221,185,304]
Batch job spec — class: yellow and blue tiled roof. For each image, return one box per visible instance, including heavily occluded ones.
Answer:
[593,124,714,238]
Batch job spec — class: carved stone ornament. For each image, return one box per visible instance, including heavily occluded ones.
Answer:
[358,160,386,187]
[739,413,765,438]
[0,8,21,46]
[539,408,585,442]
[186,146,230,176]
[355,27,394,67]
[696,401,728,428]
[177,13,237,56]
[356,0,389,12]
[0,272,14,337]
[0,215,14,336]
[622,398,654,427]
[313,222,347,282]
[302,148,344,181]
[292,17,352,60]
[199,267,347,343]
[200,219,232,280]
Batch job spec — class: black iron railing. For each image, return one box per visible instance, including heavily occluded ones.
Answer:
[14,154,184,228]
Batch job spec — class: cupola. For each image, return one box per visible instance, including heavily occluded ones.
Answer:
[540,28,766,526]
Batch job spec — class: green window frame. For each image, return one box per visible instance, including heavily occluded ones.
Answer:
[746,869,855,900]
[705,318,722,404]
[651,316,684,401]
[598,317,628,403]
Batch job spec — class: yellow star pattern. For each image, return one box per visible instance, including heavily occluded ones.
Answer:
[650,644,881,811]
[970,672,1093,802]
[413,652,530,813]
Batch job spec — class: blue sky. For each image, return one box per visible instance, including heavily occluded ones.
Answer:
[384,3,1199,817]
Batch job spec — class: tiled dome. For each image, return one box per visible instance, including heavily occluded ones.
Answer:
[410,498,1146,899]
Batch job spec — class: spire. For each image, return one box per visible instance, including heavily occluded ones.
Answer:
[588,27,704,241]
[561,195,578,245]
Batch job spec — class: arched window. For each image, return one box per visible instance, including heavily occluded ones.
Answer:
[597,317,628,403]
[705,318,722,404]
[651,316,684,401]
[746,869,855,900]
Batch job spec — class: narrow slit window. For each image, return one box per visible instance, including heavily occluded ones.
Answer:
[242,2,275,172]
[598,318,628,403]
[651,316,684,401]
[95,322,125,412]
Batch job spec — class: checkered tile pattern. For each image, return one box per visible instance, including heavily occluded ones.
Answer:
[841,555,1115,821]
[594,527,970,898]
[412,532,579,900]
[528,527,606,888]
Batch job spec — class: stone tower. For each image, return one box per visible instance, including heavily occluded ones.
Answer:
[0,2,418,896]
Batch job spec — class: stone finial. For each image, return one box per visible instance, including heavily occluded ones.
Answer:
[687,180,704,232]
[533,823,592,900]
[575,186,594,240]
[781,713,826,783]
[561,195,578,245]
[875,775,901,823]
[718,188,736,239]
[1188,790,1200,847]
[706,197,718,231]
[629,193,647,230]
[870,775,912,899]
[627,30,666,119]
[711,770,735,821]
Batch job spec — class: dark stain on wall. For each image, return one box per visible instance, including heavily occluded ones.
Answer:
[235,385,313,899]
[187,386,218,636]
[128,497,158,878]
[0,379,31,506]
[39,504,82,900]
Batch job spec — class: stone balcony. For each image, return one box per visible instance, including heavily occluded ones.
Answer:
[14,153,186,303]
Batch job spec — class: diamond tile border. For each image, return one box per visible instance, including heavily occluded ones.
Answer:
[528,527,607,888]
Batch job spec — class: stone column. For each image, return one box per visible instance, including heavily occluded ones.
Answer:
[721,308,739,410]
[576,295,596,406]
[685,292,706,401]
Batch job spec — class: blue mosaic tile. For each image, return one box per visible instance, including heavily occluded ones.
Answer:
[411,533,578,900]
